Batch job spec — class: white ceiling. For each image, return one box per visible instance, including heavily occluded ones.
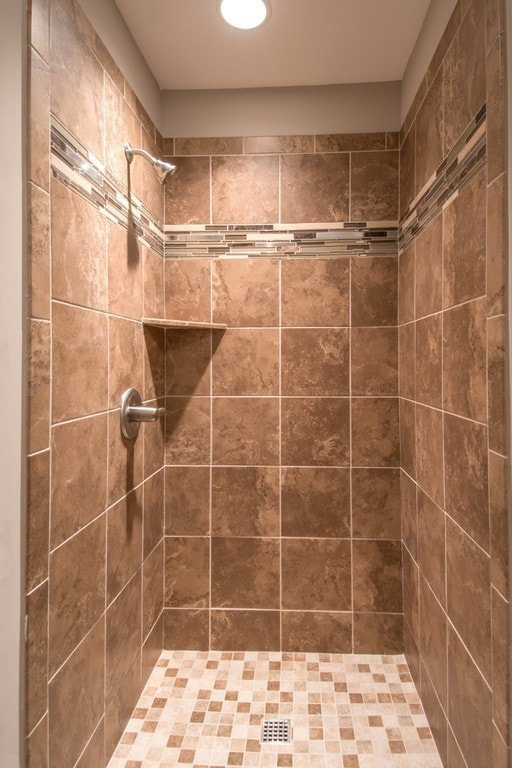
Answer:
[113,0,432,91]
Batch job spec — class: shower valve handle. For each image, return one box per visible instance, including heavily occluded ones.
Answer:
[120,388,164,439]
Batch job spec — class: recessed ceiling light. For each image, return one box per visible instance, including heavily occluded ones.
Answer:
[219,0,272,30]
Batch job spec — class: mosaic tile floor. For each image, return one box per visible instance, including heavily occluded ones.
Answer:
[108,651,443,768]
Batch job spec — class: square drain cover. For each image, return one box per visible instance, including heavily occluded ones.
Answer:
[261,719,291,744]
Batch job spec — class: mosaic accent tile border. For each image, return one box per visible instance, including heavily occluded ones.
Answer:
[399,105,487,252]
[164,223,399,259]
[107,650,443,768]
[50,116,165,257]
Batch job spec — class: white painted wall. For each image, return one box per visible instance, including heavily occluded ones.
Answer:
[78,0,162,130]
[162,81,402,138]
[0,0,25,766]
[401,0,458,122]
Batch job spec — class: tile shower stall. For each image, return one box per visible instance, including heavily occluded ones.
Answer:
[25,0,509,767]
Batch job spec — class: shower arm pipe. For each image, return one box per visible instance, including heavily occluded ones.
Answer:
[124,143,176,184]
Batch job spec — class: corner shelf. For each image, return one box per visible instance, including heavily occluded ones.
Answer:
[142,317,227,330]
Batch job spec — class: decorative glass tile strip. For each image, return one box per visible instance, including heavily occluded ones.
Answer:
[50,116,165,257]
[164,223,399,259]
[399,104,487,252]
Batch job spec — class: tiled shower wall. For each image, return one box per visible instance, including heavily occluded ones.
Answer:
[160,138,403,653]
[26,0,167,765]
[398,1,510,767]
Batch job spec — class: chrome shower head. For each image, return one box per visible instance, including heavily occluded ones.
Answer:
[124,143,177,184]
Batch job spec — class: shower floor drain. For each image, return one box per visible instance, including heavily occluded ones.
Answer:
[260,719,292,744]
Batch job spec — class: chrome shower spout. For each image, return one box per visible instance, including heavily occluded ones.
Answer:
[124,143,176,184]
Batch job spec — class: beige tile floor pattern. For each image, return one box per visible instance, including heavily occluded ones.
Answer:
[108,650,443,768]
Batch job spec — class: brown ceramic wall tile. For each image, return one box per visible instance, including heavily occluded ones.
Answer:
[488,315,506,455]
[486,33,506,184]
[415,314,442,408]
[281,258,349,327]
[27,450,49,592]
[402,547,420,643]
[415,404,444,508]
[401,471,417,559]
[353,612,403,654]
[415,215,443,318]
[443,298,487,422]
[281,153,349,223]
[31,0,50,62]
[26,715,48,768]
[49,515,105,676]
[174,137,243,155]
[74,721,105,768]
[211,610,280,652]
[399,398,416,479]
[281,467,350,538]
[420,663,448,767]
[106,572,142,704]
[26,582,48,733]
[48,619,104,768]
[104,75,140,187]
[212,397,279,465]
[143,468,164,558]
[28,182,50,320]
[212,467,279,536]
[52,302,108,423]
[144,399,165,479]
[399,125,416,218]
[489,450,508,597]
[399,323,415,401]
[28,319,50,453]
[417,490,446,607]
[212,329,279,396]
[108,317,143,408]
[163,609,209,651]
[143,325,165,401]
[166,397,211,465]
[399,244,415,324]
[487,174,506,317]
[142,617,162,684]
[107,221,143,321]
[107,488,143,603]
[107,409,144,505]
[50,0,104,161]
[315,133,386,152]
[28,48,49,191]
[448,626,492,768]
[51,414,107,547]
[352,468,401,539]
[282,612,352,654]
[281,328,349,396]
[415,69,444,192]
[143,542,163,639]
[282,538,351,610]
[165,156,210,225]
[143,247,164,319]
[165,259,211,323]
[352,398,400,467]
[282,398,350,467]
[212,258,279,327]
[443,0,486,153]
[105,651,141,761]
[140,130,164,223]
[351,327,398,396]
[211,537,279,609]
[419,578,447,709]
[443,171,486,308]
[492,727,510,768]
[166,466,210,536]
[444,413,489,551]
[351,256,398,327]
[167,329,212,396]
[212,155,279,224]
[165,537,209,608]
[245,135,313,154]
[350,151,398,221]
[353,540,402,612]
[447,518,491,682]
[491,586,509,740]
